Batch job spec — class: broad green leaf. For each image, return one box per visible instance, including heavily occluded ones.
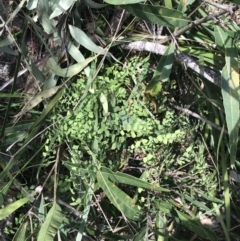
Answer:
[15,85,63,117]
[176,210,217,241]
[50,0,76,19]
[97,171,142,221]
[46,55,96,77]
[69,25,105,54]
[221,39,239,167]
[37,202,63,241]
[122,4,189,28]
[214,26,229,48]
[0,197,30,220]
[104,0,144,4]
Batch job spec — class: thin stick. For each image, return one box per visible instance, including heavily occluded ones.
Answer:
[159,6,235,44]
[122,41,221,87]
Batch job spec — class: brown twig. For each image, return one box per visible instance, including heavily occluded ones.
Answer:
[204,0,234,13]
[159,6,235,44]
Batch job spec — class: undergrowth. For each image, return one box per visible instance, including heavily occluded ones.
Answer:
[37,55,218,240]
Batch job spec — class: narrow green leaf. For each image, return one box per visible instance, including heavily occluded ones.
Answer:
[49,0,76,19]
[146,42,175,96]
[26,0,38,10]
[176,210,217,241]
[221,39,239,167]
[184,194,211,211]
[155,211,167,241]
[105,167,169,192]
[145,80,162,96]
[122,4,189,28]
[0,197,30,220]
[97,171,142,221]
[38,195,45,221]
[66,166,170,192]
[99,93,108,116]
[15,85,63,117]
[178,0,195,13]
[213,203,231,241]
[0,93,23,98]
[46,55,96,77]
[67,41,90,77]
[31,61,46,83]
[69,25,105,54]
[12,221,28,241]
[0,35,14,47]
[196,190,224,204]
[83,0,107,8]
[37,202,63,241]
[18,88,65,158]
[5,0,26,26]
[133,226,147,241]
[164,0,172,9]
[104,0,144,4]
[153,42,175,82]
[214,26,229,48]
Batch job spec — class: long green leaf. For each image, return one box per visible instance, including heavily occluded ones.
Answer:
[176,210,217,241]
[221,38,239,167]
[37,202,63,241]
[46,55,96,77]
[49,0,76,19]
[15,86,63,117]
[0,197,30,220]
[69,25,105,54]
[214,26,229,48]
[122,4,189,28]
[97,171,142,221]
[83,0,107,9]
[101,167,169,192]
[104,0,144,4]
[12,221,28,241]
[64,164,169,192]
[146,42,175,96]
[67,41,90,77]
